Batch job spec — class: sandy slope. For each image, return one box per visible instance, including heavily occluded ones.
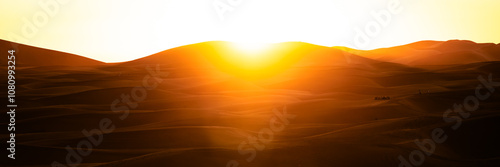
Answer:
[0,39,104,67]
[354,40,500,66]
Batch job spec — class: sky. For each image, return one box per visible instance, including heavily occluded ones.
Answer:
[0,0,499,62]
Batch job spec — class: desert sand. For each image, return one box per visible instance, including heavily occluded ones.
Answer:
[1,39,500,167]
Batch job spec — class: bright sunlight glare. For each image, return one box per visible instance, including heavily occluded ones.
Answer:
[0,0,499,62]
[232,42,273,55]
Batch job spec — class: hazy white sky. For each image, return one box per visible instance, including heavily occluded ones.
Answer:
[1,0,499,62]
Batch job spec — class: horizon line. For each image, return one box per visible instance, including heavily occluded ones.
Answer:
[2,39,498,63]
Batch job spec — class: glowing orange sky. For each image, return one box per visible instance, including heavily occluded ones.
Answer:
[0,0,499,62]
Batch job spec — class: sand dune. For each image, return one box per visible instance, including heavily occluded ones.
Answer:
[1,40,500,167]
[0,39,104,67]
[354,40,500,66]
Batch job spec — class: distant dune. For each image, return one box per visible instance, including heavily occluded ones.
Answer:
[124,41,404,67]
[2,39,498,68]
[1,39,500,167]
[352,40,500,66]
[0,39,104,67]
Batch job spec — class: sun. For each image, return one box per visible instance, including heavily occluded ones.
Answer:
[231,42,272,55]
[200,41,307,79]
[210,42,285,74]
